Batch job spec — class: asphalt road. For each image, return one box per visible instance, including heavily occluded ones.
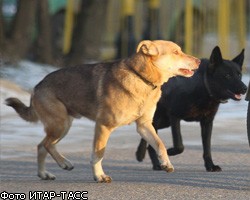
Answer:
[1,121,250,200]
[1,79,250,199]
[1,56,250,200]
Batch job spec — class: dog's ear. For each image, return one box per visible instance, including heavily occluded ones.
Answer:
[137,40,159,56]
[210,46,223,65]
[208,46,223,73]
[232,49,245,69]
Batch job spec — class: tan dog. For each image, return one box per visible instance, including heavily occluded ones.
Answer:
[5,40,200,183]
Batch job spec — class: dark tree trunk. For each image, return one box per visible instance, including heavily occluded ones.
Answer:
[0,0,37,62]
[35,0,53,64]
[0,0,4,48]
[67,0,108,66]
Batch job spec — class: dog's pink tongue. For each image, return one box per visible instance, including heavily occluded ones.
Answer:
[235,94,242,100]
[180,68,194,76]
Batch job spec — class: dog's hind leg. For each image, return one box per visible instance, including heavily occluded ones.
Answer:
[37,139,55,180]
[147,118,184,171]
[135,138,147,162]
[200,119,221,172]
[136,119,174,172]
[33,96,74,180]
[148,145,161,170]
[37,115,73,179]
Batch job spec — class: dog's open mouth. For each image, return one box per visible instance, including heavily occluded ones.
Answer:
[234,94,242,100]
[234,94,241,100]
[179,68,196,76]
[227,90,242,101]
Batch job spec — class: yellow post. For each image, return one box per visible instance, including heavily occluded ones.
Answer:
[184,0,193,55]
[120,0,136,58]
[237,0,246,51]
[149,0,160,9]
[122,0,135,16]
[63,0,74,54]
[146,0,161,39]
[218,0,230,58]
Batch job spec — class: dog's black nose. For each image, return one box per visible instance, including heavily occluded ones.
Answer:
[242,85,247,94]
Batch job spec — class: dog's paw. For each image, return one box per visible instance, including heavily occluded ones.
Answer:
[167,146,184,156]
[206,165,222,172]
[153,165,162,170]
[94,174,112,183]
[161,164,174,173]
[60,158,74,171]
[38,171,56,180]
[135,150,145,162]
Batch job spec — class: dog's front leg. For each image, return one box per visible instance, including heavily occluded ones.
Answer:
[91,122,114,183]
[136,119,174,172]
[200,119,222,172]
[168,117,184,155]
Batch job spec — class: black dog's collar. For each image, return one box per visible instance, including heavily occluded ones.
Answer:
[127,65,157,90]
[204,70,228,103]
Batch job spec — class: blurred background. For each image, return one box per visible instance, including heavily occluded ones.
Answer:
[0,0,249,68]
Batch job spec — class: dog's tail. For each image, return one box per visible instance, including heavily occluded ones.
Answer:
[135,138,148,162]
[5,97,39,122]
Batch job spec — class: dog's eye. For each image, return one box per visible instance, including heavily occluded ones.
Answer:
[225,74,231,79]
[173,50,178,55]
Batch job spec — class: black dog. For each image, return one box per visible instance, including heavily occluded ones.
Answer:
[136,46,247,172]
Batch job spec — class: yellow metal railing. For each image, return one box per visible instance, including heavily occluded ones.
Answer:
[218,0,230,58]
[120,0,136,57]
[61,0,249,61]
[149,0,160,9]
[122,0,135,16]
[237,0,246,51]
[63,0,74,55]
[184,0,193,55]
